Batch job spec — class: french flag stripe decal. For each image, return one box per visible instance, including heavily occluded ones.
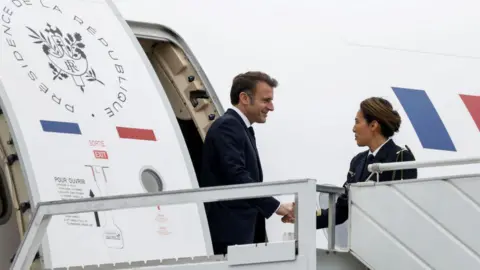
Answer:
[116,126,156,141]
[40,120,82,135]
[459,94,480,132]
[392,87,456,152]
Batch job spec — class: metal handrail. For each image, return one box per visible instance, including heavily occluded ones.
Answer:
[368,157,480,173]
[316,185,344,250]
[10,179,345,270]
[316,185,344,194]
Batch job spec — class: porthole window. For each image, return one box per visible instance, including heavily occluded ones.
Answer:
[140,168,164,193]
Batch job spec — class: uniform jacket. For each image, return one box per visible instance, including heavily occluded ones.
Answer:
[316,139,417,229]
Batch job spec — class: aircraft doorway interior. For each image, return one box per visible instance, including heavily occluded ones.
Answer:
[0,111,35,270]
[138,38,220,181]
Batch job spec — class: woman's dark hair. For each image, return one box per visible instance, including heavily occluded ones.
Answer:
[360,97,401,138]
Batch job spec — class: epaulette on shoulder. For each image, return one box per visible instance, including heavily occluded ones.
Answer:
[396,145,412,155]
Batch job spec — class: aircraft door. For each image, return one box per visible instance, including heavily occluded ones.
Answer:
[0,0,216,268]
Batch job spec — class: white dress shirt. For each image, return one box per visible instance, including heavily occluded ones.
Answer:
[231,106,251,128]
[368,138,391,157]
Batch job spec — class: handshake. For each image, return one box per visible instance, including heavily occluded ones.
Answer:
[276,202,296,223]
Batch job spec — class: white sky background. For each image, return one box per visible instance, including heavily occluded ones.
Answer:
[110,0,480,247]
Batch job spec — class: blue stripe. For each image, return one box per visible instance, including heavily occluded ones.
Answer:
[40,120,82,135]
[392,87,456,151]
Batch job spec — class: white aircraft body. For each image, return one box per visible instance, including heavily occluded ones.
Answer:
[0,0,479,269]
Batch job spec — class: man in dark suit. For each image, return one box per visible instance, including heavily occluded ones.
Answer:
[199,71,294,255]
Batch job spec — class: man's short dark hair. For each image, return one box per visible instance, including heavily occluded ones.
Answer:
[230,71,278,105]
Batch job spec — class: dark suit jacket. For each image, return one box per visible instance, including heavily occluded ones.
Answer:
[316,139,417,229]
[199,108,280,246]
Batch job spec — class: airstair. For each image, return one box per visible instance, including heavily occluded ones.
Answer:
[349,157,480,270]
[9,158,480,270]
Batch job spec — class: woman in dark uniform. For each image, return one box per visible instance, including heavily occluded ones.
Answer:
[283,97,418,228]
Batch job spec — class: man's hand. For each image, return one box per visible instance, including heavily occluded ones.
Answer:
[276,202,295,223]
[276,202,294,216]
[281,214,295,223]
[281,204,323,223]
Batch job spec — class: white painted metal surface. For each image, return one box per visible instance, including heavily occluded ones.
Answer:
[12,179,367,270]
[350,174,480,270]
[1,0,217,267]
[11,179,323,270]
[40,249,366,270]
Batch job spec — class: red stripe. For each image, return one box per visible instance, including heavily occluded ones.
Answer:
[116,126,156,141]
[460,94,480,131]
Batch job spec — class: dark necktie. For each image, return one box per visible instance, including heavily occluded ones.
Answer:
[361,154,375,181]
[247,126,256,145]
[248,126,255,138]
[367,154,374,164]
[248,127,258,151]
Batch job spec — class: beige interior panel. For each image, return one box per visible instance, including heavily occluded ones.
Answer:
[0,115,30,237]
[150,53,192,120]
[149,41,219,139]
[155,43,188,75]
[0,114,40,269]
[139,39,154,54]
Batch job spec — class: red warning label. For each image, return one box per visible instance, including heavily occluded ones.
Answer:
[93,150,109,160]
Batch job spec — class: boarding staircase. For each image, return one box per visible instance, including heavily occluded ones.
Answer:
[349,157,480,270]
[9,157,480,270]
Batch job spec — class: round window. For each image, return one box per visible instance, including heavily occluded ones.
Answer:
[140,169,164,193]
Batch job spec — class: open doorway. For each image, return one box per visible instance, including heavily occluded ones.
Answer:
[138,39,220,181]
[0,111,36,269]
